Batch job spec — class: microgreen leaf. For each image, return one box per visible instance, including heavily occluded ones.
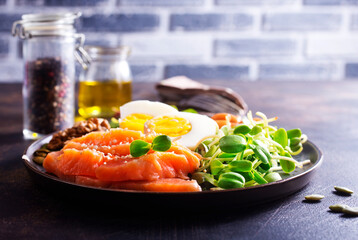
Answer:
[287,128,302,139]
[252,145,269,165]
[182,108,198,113]
[274,128,288,148]
[152,135,172,152]
[109,117,119,128]
[250,126,262,135]
[219,135,246,153]
[217,172,245,189]
[229,160,252,172]
[233,125,251,135]
[130,140,151,157]
[252,170,268,185]
[218,153,237,159]
[264,172,282,183]
[280,152,296,173]
[210,159,225,176]
[290,137,301,146]
[170,105,178,110]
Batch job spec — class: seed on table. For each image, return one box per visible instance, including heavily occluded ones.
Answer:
[334,186,354,195]
[329,204,349,213]
[342,206,358,216]
[305,194,325,201]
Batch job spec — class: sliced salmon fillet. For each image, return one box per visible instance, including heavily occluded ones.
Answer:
[95,148,200,182]
[43,151,76,182]
[56,149,105,177]
[75,176,201,192]
[64,141,132,157]
[69,128,145,146]
[42,128,202,192]
[43,151,63,177]
[167,145,202,170]
[75,176,112,188]
[111,178,201,192]
[44,149,105,177]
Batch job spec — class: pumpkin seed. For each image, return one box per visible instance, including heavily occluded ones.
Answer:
[33,156,45,165]
[342,206,358,216]
[329,204,349,213]
[36,148,50,153]
[305,194,325,201]
[34,151,48,157]
[334,186,354,195]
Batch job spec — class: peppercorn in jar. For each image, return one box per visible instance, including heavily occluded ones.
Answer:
[12,12,90,139]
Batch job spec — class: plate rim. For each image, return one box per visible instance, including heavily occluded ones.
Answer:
[22,135,323,195]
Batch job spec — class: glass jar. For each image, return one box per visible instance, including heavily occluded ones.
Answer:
[78,46,132,119]
[12,12,90,139]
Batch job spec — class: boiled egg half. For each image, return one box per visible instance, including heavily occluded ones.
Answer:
[119,100,218,150]
[144,112,218,150]
[120,100,178,132]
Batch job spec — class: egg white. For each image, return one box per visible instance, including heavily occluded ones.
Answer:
[120,100,178,119]
[149,112,219,150]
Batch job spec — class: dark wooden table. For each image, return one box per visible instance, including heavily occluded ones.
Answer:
[1,81,358,239]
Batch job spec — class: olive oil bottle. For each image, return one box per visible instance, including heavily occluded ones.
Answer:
[78,46,132,119]
[78,80,132,118]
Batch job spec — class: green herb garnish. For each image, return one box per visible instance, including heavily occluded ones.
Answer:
[182,108,198,113]
[109,117,120,128]
[192,111,308,190]
[130,135,172,157]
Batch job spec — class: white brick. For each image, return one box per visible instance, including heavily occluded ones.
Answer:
[306,36,358,57]
[121,35,211,60]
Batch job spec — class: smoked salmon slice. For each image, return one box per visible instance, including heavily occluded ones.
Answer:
[42,128,202,192]
[44,149,105,177]
[75,176,201,192]
[63,141,132,157]
[43,151,76,182]
[111,178,201,192]
[69,128,145,146]
[95,150,200,182]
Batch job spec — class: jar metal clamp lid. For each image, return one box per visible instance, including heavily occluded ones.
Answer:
[84,45,131,61]
[12,12,91,69]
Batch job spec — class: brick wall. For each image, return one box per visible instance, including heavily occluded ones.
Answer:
[1,0,358,82]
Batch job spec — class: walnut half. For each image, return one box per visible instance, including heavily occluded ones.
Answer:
[47,118,111,151]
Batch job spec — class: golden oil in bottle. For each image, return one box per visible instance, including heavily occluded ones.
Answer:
[78,46,133,118]
[78,80,132,119]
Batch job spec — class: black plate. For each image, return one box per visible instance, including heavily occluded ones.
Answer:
[22,135,323,210]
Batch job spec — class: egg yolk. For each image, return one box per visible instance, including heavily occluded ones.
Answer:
[120,113,153,132]
[146,116,192,137]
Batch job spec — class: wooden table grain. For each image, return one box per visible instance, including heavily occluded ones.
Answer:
[1,81,358,240]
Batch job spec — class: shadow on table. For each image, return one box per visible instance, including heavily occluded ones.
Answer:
[38,184,300,224]
[0,132,24,145]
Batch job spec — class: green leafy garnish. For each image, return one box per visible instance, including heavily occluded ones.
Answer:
[129,140,151,157]
[274,128,288,148]
[170,105,179,110]
[182,108,198,113]
[233,125,251,135]
[217,172,245,189]
[219,135,246,153]
[229,160,252,172]
[194,111,308,190]
[130,135,172,157]
[109,117,120,128]
[170,105,198,113]
[151,135,172,152]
